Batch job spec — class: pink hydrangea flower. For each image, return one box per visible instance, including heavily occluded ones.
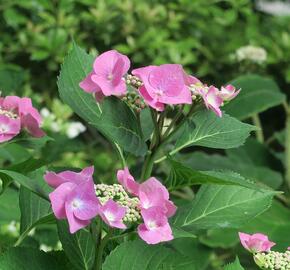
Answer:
[117,167,140,196]
[99,199,127,229]
[239,232,276,253]
[219,84,240,101]
[44,166,94,188]
[199,86,223,117]
[138,207,173,245]
[79,50,130,102]
[132,64,192,111]
[0,96,44,142]
[0,115,21,143]
[138,177,177,218]
[45,166,99,233]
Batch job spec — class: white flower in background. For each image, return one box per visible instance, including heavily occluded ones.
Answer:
[256,0,290,16]
[50,122,61,132]
[236,45,267,64]
[40,108,51,118]
[7,221,18,233]
[66,121,86,139]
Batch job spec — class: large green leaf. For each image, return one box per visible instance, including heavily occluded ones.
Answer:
[158,110,256,162]
[179,151,283,189]
[224,74,286,120]
[166,159,258,191]
[57,220,95,270]
[0,187,20,225]
[0,248,69,270]
[57,43,147,156]
[103,239,196,270]
[173,185,275,230]
[17,186,54,246]
[224,257,244,270]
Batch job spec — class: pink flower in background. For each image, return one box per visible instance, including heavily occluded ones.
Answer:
[79,50,130,101]
[200,86,223,117]
[138,207,173,244]
[117,167,140,196]
[99,199,127,229]
[132,64,192,111]
[239,232,276,253]
[44,166,94,188]
[219,84,240,101]
[138,177,177,218]
[0,115,21,143]
[0,96,44,142]
[45,166,99,233]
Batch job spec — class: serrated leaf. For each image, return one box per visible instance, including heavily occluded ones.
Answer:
[103,239,197,270]
[224,74,286,120]
[0,248,70,270]
[166,159,258,191]
[57,43,147,156]
[224,257,244,270]
[162,110,256,160]
[57,220,95,270]
[173,185,275,230]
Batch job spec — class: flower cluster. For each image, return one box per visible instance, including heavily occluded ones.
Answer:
[239,232,290,269]
[79,49,240,117]
[0,96,44,143]
[235,45,267,64]
[45,166,176,244]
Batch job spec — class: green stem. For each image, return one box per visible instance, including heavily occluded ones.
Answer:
[95,227,112,270]
[252,114,264,143]
[113,143,127,168]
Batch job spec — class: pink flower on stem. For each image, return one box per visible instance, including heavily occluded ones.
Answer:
[219,84,240,101]
[45,166,99,233]
[117,167,140,196]
[0,115,21,143]
[0,96,44,142]
[132,64,192,111]
[200,86,223,117]
[138,207,173,245]
[239,232,276,253]
[138,177,177,218]
[79,50,130,102]
[99,199,127,229]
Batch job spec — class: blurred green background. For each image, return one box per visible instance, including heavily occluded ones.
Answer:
[0,0,290,269]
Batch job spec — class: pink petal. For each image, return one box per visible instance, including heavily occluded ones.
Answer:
[117,167,139,196]
[140,177,169,200]
[66,180,100,220]
[185,75,201,86]
[158,85,192,105]
[49,182,76,219]
[139,85,164,111]
[65,204,91,234]
[2,96,20,111]
[203,86,223,117]
[0,115,21,143]
[164,200,177,218]
[79,72,101,93]
[21,113,45,137]
[44,171,64,188]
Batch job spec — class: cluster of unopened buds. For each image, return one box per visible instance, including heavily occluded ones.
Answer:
[239,232,290,269]
[44,166,176,245]
[79,50,240,117]
[0,96,45,143]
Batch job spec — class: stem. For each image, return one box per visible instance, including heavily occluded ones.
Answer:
[285,110,290,191]
[252,114,264,143]
[95,227,112,270]
[113,143,127,168]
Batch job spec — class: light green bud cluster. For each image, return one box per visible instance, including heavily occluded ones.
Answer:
[254,251,290,270]
[125,74,143,88]
[0,108,18,119]
[95,183,141,223]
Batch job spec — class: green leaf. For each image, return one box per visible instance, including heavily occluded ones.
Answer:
[179,151,283,189]
[57,43,147,156]
[172,225,197,239]
[224,257,244,270]
[0,248,70,270]
[166,159,258,191]
[0,187,20,225]
[173,185,275,230]
[161,110,256,160]
[57,220,95,270]
[17,186,54,246]
[0,170,49,201]
[224,74,286,120]
[103,239,197,270]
